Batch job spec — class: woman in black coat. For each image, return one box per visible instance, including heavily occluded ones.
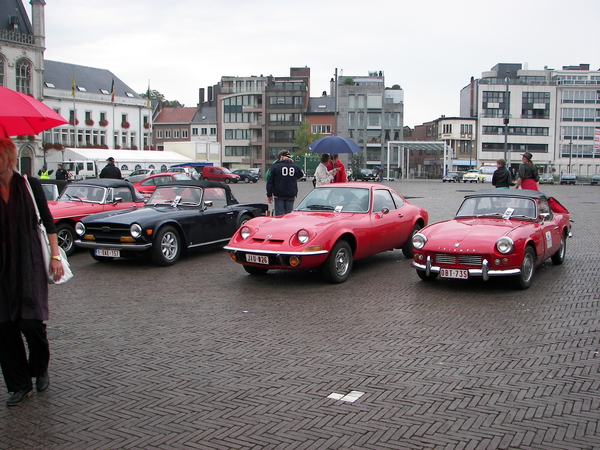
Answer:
[0,137,64,406]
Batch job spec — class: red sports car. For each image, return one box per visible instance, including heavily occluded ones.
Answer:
[225,182,428,283]
[133,172,189,198]
[411,189,571,289]
[48,179,146,256]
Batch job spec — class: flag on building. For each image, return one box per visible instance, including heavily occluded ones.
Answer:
[71,72,75,97]
[110,79,115,103]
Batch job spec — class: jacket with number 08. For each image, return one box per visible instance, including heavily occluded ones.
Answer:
[266,160,304,199]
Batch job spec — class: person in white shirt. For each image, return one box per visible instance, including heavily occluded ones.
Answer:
[314,153,338,187]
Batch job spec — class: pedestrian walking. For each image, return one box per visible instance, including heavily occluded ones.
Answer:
[266,150,304,216]
[0,137,62,406]
[492,159,511,189]
[514,152,539,190]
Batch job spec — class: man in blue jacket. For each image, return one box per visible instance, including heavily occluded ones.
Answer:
[266,150,304,216]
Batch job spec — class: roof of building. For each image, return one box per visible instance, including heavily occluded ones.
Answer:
[307,97,336,114]
[192,105,217,124]
[43,60,142,100]
[154,107,198,124]
[0,0,33,35]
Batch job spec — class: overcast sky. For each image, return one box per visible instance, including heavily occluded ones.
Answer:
[40,0,599,128]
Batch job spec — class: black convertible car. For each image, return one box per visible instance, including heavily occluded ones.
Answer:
[75,180,269,266]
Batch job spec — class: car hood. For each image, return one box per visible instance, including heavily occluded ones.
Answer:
[421,218,529,247]
[48,200,107,219]
[80,205,186,225]
[245,211,359,238]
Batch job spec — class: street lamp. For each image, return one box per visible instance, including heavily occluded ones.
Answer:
[503,71,510,163]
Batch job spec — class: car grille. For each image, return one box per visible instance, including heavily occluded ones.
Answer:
[435,253,483,266]
[84,224,131,240]
[250,238,285,245]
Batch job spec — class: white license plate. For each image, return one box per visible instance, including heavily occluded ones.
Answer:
[95,249,120,258]
[246,254,268,265]
[440,268,468,279]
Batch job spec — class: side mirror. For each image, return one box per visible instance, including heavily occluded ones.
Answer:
[204,200,213,209]
[539,213,550,222]
[114,197,123,204]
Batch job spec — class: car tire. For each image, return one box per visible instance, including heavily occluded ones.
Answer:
[243,265,269,276]
[244,178,250,183]
[417,270,438,281]
[56,223,76,256]
[551,232,567,265]
[402,223,422,259]
[90,250,113,263]
[151,226,181,266]
[322,240,352,283]
[252,180,258,183]
[514,246,535,290]
[224,178,231,184]
[237,214,252,229]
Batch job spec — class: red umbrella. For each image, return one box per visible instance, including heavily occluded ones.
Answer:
[0,86,68,138]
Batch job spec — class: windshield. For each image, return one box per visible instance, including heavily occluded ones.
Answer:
[148,185,203,206]
[296,187,370,213]
[456,196,536,219]
[59,185,106,203]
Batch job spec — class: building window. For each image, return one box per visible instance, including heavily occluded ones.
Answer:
[367,95,382,109]
[482,91,508,118]
[182,130,188,138]
[443,124,452,134]
[522,92,550,119]
[164,130,171,138]
[0,58,4,86]
[460,124,473,134]
[357,95,365,109]
[201,128,207,135]
[367,113,381,127]
[225,146,250,156]
[210,128,216,135]
[15,59,31,94]
[192,127,198,136]
[348,95,355,109]
[156,130,163,138]
[311,125,331,134]
[357,112,365,127]
[173,130,180,138]
[348,112,355,127]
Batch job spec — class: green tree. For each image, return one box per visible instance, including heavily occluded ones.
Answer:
[139,89,184,107]
[294,121,322,155]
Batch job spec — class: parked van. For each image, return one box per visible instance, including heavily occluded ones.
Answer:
[199,166,240,183]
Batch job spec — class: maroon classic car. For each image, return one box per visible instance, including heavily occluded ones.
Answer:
[411,189,571,290]
[48,179,145,255]
[225,182,428,283]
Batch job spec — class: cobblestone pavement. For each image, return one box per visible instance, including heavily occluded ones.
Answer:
[1,180,598,450]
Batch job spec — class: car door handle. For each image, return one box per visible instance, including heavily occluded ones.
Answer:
[398,213,404,217]
[227,212,234,215]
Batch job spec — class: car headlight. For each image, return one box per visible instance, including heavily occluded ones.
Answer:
[240,226,251,240]
[496,236,514,254]
[75,222,85,236]
[297,229,310,244]
[130,223,142,239]
[412,233,427,250]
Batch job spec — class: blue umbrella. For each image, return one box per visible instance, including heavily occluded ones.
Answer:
[307,136,362,154]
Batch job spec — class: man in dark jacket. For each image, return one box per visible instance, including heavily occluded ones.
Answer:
[492,158,511,189]
[99,157,122,179]
[55,164,69,180]
[266,150,304,216]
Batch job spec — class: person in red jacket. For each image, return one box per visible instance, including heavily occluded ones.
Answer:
[331,154,346,183]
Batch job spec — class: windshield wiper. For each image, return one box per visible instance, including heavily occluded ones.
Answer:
[475,212,503,218]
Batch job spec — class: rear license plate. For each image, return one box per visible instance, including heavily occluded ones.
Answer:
[440,268,468,279]
[246,254,268,265]
[95,249,120,258]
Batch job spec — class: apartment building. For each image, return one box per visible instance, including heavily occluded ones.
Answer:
[336,71,404,171]
[461,63,600,176]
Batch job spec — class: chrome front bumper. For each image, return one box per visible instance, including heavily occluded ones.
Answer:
[412,255,521,280]
[75,240,152,252]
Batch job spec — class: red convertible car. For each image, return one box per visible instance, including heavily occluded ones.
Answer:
[224,182,428,283]
[49,179,146,255]
[411,189,571,289]
[133,172,189,198]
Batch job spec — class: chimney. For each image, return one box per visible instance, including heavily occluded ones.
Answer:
[207,86,213,106]
[199,88,205,104]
